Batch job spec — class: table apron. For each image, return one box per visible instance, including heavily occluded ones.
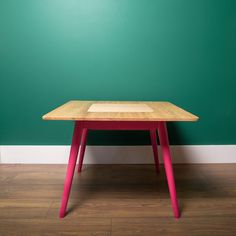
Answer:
[76,121,163,130]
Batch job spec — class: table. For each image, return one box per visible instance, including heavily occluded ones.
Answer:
[43,101,198,218]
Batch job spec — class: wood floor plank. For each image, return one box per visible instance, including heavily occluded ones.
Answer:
[0,218,111,236]
[0,164,236,236]
[46,197,236,218]
[112,217,236,236]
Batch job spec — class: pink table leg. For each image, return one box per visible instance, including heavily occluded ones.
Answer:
[150,129,160,173]
[158,122,180,218]
[60,122,82,218]
[78,128,88,173]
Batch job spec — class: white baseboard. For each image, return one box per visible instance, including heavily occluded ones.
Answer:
[0,145,235,164]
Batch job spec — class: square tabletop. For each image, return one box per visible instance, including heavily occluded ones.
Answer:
[42,101,198,122]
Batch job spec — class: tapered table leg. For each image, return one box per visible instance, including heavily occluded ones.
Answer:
[150,129,160,173]
[158,122,180,218]
[78,128,88,173]
[60,122,82,218]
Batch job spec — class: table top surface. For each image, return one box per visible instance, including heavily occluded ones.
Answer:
[42,100,198,122]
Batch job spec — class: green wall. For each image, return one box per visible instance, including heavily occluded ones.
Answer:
[1,0,236,145]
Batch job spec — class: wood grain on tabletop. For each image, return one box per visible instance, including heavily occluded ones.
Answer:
[42,100,199,121]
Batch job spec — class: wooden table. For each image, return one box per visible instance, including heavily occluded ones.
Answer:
[43,101,198,218]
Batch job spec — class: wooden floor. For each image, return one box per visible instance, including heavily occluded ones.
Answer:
[0,164,236,235]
